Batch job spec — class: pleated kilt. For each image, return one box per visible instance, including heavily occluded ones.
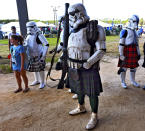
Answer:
[68,67,103,97]
[118,44,139,68]
[27,56,46,72]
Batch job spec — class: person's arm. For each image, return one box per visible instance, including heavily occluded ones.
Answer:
[10,57,12,70]
[8,33,11,51]
[20,52,25,71]
[19,46,25,71]
[9,47,12,69]
[8,39,11,51]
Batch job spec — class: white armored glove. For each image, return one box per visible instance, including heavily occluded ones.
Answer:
[83,62,90,69]
[120,55,125,61]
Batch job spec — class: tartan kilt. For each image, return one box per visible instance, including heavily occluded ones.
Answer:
[118,44,139,68]
[68,67,103,97]
[27,56,46,72]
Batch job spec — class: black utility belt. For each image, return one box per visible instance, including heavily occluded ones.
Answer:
[12,62,16,64]
[68,58,87,64]
[122,44,138,47]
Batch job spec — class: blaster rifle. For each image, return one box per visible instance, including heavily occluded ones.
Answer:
[46,18,62,82]
[57,3,69,89]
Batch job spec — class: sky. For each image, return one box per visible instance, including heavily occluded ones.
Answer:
[0,0,145,21]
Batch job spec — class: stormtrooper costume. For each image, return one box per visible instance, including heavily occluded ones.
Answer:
[118,15,140,89]
[67,3,106,130]
[25,21,49,89]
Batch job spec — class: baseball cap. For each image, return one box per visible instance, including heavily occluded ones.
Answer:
[11,26,16,29]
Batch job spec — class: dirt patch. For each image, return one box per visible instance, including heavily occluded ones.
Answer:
[0,56,145,131]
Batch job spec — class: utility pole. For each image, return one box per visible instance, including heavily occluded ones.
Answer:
[82,0,84,5]
[16,0,29,37]
[51,6,60,25]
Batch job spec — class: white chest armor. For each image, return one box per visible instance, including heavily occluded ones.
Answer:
[125,29,138,45]
[26,35,43,57]
[68,28,91,60]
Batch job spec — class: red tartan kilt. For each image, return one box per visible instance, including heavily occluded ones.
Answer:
[118,44,139,68]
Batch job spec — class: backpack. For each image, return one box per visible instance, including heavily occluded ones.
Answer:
[86,20,99,55]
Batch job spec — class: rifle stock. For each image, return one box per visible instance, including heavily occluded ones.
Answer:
[57,3,69,89]
[117,59,125,75]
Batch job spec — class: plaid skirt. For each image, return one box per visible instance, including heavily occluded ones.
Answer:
[27,56,46,72]
[68,67,103,97]
[118,44,139,68]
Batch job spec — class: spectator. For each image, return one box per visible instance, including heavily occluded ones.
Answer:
[8,26,19,50]
[10,35,29,93]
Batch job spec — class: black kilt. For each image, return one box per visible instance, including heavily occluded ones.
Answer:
[68,67,103,97]
[27,56,45,72]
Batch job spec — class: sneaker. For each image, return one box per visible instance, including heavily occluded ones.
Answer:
[69,107,86,115]
[142,85,145,90]
[131,82,140,88]
[85,117,98,130]
[14,88,22,93]
[23,88,30,93]
[72,94,78,99]
[39,83,45,89]
[121,83,127,89]
[30,81,40,86]
[68,89,72,93]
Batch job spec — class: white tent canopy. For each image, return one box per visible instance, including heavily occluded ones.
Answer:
[1,21,49,36]
[90,16,112,27]
[98,20,112,27]
[48,24,56,27]
[36,21,49,27]
[1,22,20,33]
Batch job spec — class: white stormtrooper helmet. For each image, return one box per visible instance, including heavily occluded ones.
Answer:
[68,3,90,29]
[26,21,40,34]
[128,15,139,30]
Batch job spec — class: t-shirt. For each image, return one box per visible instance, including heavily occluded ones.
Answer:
[8,32,20,45]
[10,45,26,71]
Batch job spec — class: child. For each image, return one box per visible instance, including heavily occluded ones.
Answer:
[10,35,30,93]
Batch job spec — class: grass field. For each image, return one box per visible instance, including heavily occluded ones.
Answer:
[0,38,58,45]
[0,36,119,45]
[0,35,143,73]
[1,35,143,59]
[0,39,8,44]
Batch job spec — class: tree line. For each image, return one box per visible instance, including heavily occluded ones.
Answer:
[1,18,145,27]
[101,18,145,26]
[0,19,54,24]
